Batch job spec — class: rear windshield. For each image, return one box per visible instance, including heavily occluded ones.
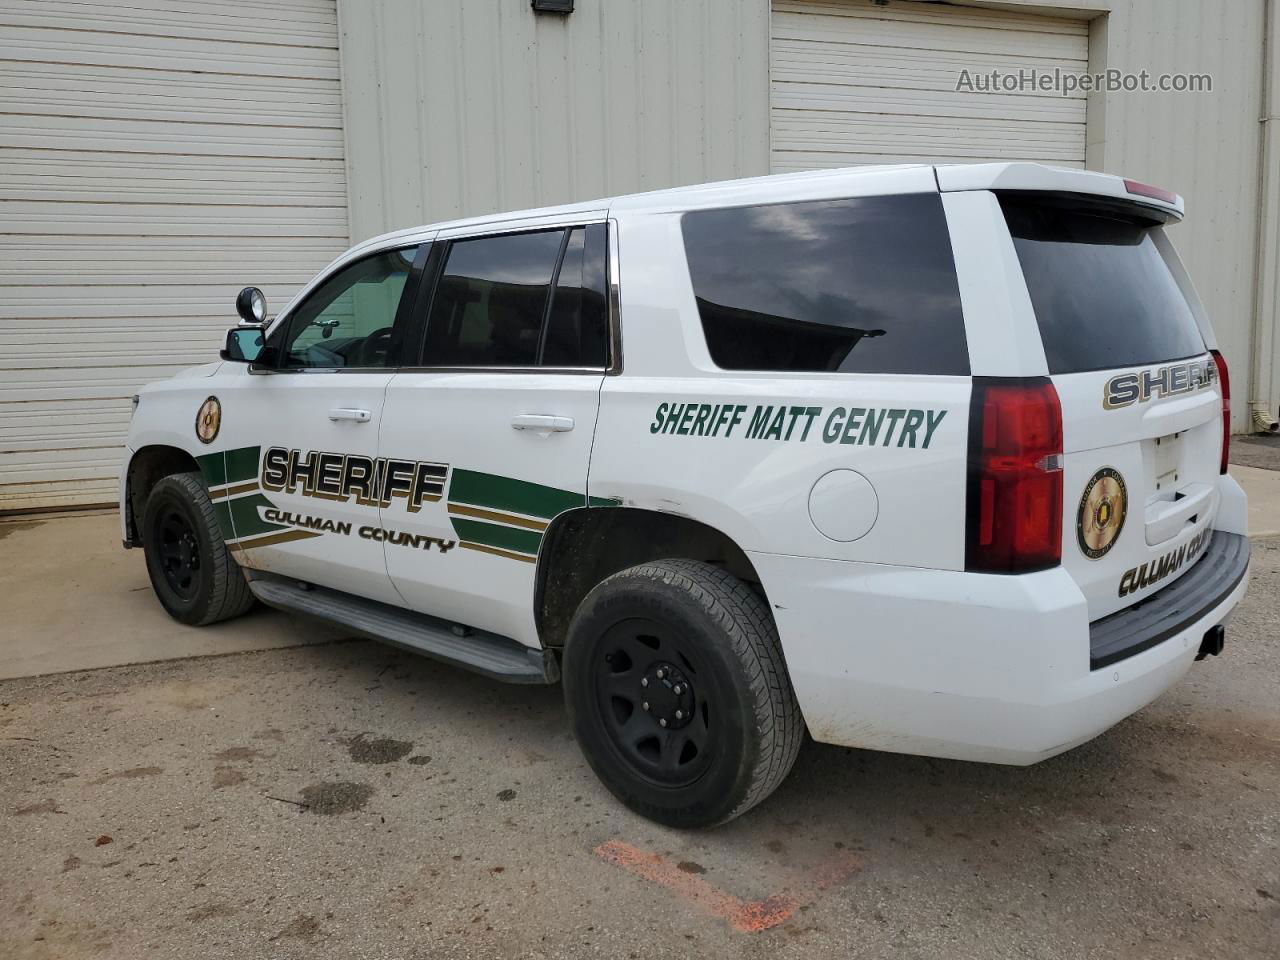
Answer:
[680,193,968,375]
[1000,195,1205,374]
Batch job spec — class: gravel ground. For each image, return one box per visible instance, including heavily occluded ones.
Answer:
[2,542,1278,960]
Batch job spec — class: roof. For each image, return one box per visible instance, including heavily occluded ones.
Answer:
[347,161,1185,257]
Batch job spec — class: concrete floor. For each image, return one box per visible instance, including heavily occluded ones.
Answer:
[0,512,343,681]
[0,461,1277,958]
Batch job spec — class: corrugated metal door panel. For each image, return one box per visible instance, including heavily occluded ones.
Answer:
[0,0,348,511]
[2,0,339,46]
[0,155,348,206]
[770,0,1089,173]
[0,237,343,283]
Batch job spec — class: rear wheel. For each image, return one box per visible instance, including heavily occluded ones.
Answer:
[142,472,255,626]
[563,559,802,828]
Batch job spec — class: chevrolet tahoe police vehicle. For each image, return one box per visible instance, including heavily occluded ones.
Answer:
[121,163,1250,828]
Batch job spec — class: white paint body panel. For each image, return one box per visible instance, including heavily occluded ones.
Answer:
[1052,362,1224,620]
[378,370,604,648]
[215,367,403,606]
[751,550,1247,765]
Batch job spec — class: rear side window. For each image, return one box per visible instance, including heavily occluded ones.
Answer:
[1000,195,1205,374]
[542,224,608,367]
[680,194,968,375]
[422,226,608,368]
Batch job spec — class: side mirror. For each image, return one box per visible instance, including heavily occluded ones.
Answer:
[235,286,267,325]
[221,326,266,363]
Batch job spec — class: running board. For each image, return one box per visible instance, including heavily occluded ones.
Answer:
[247,576,558,684]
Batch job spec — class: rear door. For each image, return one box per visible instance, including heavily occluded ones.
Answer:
[377,220,611,647]
[999,194,1223,620]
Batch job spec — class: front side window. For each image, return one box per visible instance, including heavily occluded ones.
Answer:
[277,246,419,369]
[681,194,968,375]
[421,225,608,368]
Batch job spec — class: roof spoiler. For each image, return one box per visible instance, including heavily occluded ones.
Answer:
[935,162,1184,221]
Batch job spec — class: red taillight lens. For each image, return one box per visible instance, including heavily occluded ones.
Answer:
[966,378,1064,573]
[1123,179,1178,206]
[1211,349,1230,474]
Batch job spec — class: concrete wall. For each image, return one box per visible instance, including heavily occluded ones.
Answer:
[337,0,769,240]
[339,0,1275,431]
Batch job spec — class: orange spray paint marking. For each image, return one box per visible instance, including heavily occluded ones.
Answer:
[593,839,862,933]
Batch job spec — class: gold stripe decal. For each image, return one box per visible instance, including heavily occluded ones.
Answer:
[234,529,325,550]
[459,541,537,564]
[447,503,549,532]
[209,481,261,501]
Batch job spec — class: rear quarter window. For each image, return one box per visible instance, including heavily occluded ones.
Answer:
[1000,195,1206,374]
[680,193,969,375]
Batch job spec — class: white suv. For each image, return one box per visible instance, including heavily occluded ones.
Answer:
[121,163,1250,828]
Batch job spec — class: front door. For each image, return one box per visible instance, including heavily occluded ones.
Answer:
[214,242,428,605]
[378,222,610,646]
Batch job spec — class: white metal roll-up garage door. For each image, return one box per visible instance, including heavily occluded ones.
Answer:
[0,0,349,512]
[771,0,1089,172]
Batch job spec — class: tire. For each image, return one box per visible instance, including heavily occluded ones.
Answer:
[563,559,803,828]
[141,471,255,626]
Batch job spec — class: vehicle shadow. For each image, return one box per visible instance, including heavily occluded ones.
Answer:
[289,633,1249,852]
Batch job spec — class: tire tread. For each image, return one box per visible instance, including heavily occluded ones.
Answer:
[146,472,255,626]
[592,559,803,825]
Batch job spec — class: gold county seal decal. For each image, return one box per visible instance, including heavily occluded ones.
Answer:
[195,396,221,445]
[1077,466,1127,560]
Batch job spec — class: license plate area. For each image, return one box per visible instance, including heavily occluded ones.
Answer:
[1144,431,1214,545]
[1151,431,1183,496]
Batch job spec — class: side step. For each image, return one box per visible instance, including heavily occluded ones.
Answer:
[247,576,558,684]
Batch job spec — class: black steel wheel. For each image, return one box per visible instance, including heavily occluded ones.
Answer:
[564,559,803,828]
[154,506,202,601]
[595,618,715,788]
[141,472,255,626]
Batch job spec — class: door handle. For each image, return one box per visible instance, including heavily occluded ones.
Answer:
[329,408,372,422]
[511,415,575,433]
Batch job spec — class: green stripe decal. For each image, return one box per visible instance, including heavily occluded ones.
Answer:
[224,445,261,484]
[195,445,260,490]
[228,493,287,540]
[195,451,227,488]
[450,518,542,557]
[447,469,584,520]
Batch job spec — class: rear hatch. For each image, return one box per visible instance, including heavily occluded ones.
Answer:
[999,192,1223,621]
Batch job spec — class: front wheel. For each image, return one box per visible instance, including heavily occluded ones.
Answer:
[141,472,255,626]
[563,560,803,828]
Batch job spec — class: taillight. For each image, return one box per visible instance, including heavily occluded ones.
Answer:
[1123,179,1178,206]
[965,378,1064,573]
[1211,349,1230,474]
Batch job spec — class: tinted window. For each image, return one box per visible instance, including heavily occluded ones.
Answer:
[423,230,564,367]
[541,224,608,367]
[681,194,968,375]
[278,246,418,369]
[1001,196,1205,374]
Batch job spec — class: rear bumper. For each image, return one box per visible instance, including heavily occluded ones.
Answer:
[1089,531,1249,668]
[750,532,1250,765]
